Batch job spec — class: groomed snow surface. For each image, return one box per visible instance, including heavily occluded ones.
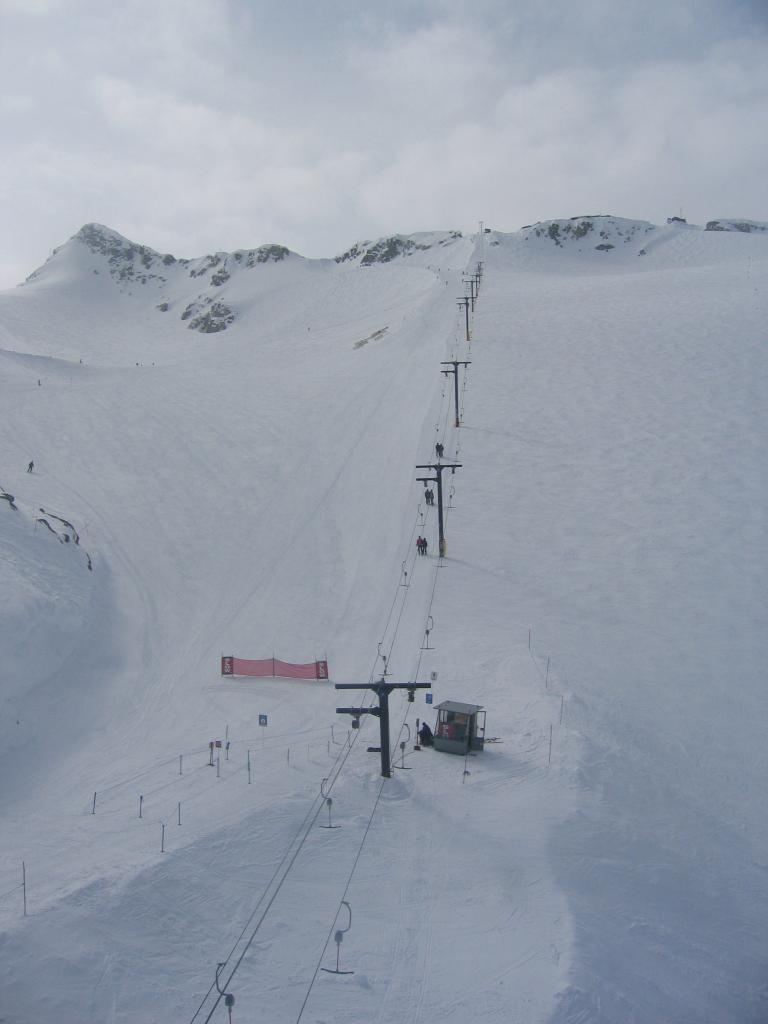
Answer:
[0,217,766,1022]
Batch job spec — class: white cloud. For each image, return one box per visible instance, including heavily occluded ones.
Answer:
[0,0,766,286]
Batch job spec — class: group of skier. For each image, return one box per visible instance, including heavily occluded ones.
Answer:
[424,487,434,506]
[416,535,429,556]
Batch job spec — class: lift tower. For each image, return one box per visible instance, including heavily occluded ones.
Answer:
[416,461,461,557]
[441,359,471,427]
[457,296,470,341]
[335,681,431,777]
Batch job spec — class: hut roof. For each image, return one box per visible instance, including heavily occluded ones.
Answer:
[435,700,484,714]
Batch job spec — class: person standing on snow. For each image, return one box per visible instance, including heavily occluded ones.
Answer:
[27,461,34,473]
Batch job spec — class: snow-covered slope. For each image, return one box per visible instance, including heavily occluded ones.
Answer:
[0,217,766,1023]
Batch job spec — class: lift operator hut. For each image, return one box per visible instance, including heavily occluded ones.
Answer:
[433,701,486,755]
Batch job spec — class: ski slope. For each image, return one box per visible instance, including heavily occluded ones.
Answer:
[0,217,766,1022]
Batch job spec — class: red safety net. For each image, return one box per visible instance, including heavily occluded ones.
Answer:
[222,656,329,680]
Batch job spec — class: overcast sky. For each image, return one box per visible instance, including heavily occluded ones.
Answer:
[1,0,766,287]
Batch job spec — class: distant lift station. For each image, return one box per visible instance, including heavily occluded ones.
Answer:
[433,701,486,755]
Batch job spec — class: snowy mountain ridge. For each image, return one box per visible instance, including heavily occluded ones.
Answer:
[14,214,762,339]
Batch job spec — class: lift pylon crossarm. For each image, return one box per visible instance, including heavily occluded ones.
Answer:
[334,683,432,690]
[335,705,381,718]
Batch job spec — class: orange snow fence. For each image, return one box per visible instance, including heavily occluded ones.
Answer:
[221,656,329,680]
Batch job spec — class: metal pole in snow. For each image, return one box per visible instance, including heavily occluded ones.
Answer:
[545,657,550,687]
[178,802,181,826]
[441,360,471,428]
[161,823,165,853]
[179,754,183,775]
[548,724,553,766]
[92,791,97,815]
[216,755,220,778]
[22,861,26,916]
[248,750,251,784]
[139,794,143,818]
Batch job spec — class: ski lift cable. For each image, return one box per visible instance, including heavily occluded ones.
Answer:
[198,724,368,1024]
[193,803,326,1024]
[360,494,427,680]
[197,502,428,1016]
[191,735,360,1023]
[295,510,449,1021]
[193,663,380,991]
[194,303,469,1019]
[379,531,424,669]
[294,777,387,1024]
[232,284,473,1017]
[372,492,434,674]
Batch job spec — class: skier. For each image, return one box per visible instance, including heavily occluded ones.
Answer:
[416,536,424,556]
[27,461,34,473]
[422,536,428,556]
[418,721,434,746]
[435,442,444,459]
[427,488,434,505]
